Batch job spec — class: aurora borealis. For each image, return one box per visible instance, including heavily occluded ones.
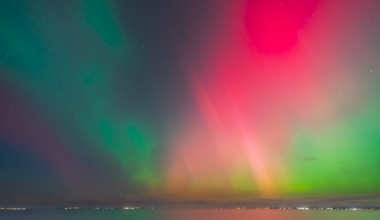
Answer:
[1,0,380,208]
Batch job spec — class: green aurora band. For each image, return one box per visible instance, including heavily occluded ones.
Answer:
[1,0,380,206]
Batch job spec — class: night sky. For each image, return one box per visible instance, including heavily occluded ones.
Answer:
[1,0,380,208]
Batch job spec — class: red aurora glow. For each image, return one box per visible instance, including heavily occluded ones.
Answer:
[165,0,373,199]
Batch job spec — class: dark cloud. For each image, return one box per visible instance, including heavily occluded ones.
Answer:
[303,157,318,162]
[157,195,178,197]
[0,197,16,202]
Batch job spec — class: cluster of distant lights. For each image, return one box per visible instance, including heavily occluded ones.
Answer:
[296,207,380,211]
[215,207,380,210]
[63,207,154,210]
[123,207,139,210]
[0,208,26,210]
[297,207,380,211]
[1,207,378,211]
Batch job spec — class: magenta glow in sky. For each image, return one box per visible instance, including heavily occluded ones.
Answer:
[165,0,380,200]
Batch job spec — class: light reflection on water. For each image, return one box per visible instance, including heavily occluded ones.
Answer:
[1,209,380,220]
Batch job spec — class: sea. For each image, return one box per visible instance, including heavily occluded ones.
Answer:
[1,209,380,220]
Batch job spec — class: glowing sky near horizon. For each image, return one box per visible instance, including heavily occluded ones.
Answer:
[1,0,380,206]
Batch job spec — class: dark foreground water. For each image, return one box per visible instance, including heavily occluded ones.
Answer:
[1,209,380,220]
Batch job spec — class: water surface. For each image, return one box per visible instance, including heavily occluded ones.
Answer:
[1,209,379,220]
